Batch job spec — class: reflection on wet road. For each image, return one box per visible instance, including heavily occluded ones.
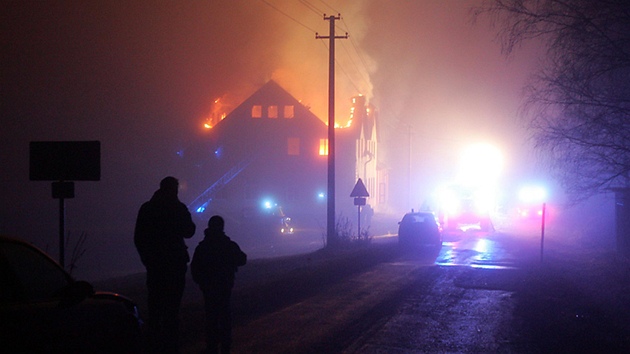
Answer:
[240,224,542,270]
[435,230,539,269]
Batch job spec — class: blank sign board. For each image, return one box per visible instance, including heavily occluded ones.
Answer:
[29,141,101,181]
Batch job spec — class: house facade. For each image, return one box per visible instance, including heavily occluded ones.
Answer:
[180,80,387,235]
[336,95,387,217]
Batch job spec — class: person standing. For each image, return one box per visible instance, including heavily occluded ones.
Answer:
[134,176,196,353]
[191,215,247,354]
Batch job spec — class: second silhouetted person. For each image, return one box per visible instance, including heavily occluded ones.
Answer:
[191,215,247,354]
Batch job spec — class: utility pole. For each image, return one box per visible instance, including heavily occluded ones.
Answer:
[408,125,412,212]
[316,14,347,247]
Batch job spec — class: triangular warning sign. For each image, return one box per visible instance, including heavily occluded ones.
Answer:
[350,178,369,197]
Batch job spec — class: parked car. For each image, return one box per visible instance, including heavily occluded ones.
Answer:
[398,211,442,248]
[0,235,142,352]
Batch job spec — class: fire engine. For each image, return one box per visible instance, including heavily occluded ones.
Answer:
[435,143,501,232]
[515,185,547,219]
[437,184,496,232]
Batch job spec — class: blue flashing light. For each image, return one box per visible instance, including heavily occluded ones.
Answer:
[214,146,223,158]
[196,202,208,213]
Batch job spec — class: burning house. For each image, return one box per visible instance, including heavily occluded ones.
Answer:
[179,80,387,237]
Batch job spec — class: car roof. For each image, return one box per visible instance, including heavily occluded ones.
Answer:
[0,234,33,245]
[403,212,435,217]
[0,234,72,278]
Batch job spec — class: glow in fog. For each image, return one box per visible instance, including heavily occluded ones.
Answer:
[473,238,491,253]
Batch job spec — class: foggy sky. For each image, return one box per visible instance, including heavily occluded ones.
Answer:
[1,0,551,280]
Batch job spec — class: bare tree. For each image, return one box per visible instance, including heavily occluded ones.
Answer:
[66,231,88,276]
[475,0,630,202]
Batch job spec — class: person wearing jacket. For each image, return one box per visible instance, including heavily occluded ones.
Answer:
[191,215,247,354]
[134,176,196,353]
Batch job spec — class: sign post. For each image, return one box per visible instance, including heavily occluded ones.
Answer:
[350,178,370,238]
[52,181,75,267]
[540,202,546,263]
[30,141,100,268]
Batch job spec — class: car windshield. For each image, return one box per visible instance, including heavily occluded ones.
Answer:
[404,214,433,224]
[0,242,70,302]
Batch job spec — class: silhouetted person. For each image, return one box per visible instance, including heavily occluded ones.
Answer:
[191,215,247,354]
[134,176,196,353]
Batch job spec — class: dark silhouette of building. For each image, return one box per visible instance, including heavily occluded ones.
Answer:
[179,80,388,235]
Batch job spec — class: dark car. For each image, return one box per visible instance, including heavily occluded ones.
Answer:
[398,211,442,247]
[0,235,142,352]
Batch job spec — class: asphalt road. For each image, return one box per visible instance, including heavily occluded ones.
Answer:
[104,224,630,353]
[349,229,630,353]
[346,255,523,353]
[181,229,539,353]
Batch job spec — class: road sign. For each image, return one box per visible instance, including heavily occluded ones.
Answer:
[30,140,100,268]
[30,141,101,181]
[351,179,369,238]
[354,197,366,206]
[350,178,369,197]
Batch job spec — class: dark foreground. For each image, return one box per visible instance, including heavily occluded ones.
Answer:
[99,242,630,353]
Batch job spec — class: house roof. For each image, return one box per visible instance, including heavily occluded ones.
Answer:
[207,80,326,147]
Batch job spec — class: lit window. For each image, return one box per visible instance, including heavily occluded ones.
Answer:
[268,105,278,118]
[252,105,262,118]
[288,137,300,155]
[284,105,294,118]
[319,139,328,156]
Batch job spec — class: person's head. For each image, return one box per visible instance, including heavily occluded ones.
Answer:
[207,215,225,233]
[159,176,179,196]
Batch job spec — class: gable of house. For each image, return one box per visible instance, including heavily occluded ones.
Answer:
[184,80,328,216]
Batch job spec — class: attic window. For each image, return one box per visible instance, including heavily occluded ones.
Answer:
[268,105,278,118]
[252,105,262,118]
[284,105,294,118]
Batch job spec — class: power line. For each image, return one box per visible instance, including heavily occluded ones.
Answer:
[298,0,325,16]
[317,0,339,14]
[342,18,373,83]
[339,40,371,92]
[259,1,369,102]
[259,0,318,33]
[318,35,362,94]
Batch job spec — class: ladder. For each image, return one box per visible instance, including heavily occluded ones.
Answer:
[188,155,256,213]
